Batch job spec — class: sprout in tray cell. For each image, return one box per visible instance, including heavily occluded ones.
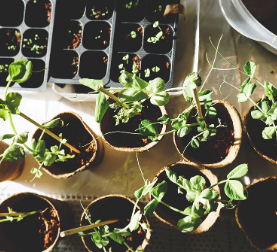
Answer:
[118,0,145,22]
[22,35,47,56]
[22,30,48,57]
[66,23,82,49]
[87,0,113,20]
[0,29,21,57]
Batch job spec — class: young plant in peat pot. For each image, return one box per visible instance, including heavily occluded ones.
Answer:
[134,161,248,233]
[0,193,73,252]
[79,70,169,152]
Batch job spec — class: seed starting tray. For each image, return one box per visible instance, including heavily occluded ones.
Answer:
[0,0,55,92]
[48,0,180,91]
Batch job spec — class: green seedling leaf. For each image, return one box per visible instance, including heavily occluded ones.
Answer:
[177,176,192,192]
[237,93,247,103]
[113,228,131,237]
[151,181,168,200]
[265,82,277,101]
[241,78,256,96]
[198,90,212,102]
[6,92,22,114]
[134,180,157,199]
[144,199,159,215]
[191,205,204,217]
[119,71,149,89]
[95,92,109,123]
[183,206,192,215]
[140,223,148,231]
[158,114,170,124]
[153,21,159,28]
[207,106,217,119]
[43,153,56,166]
[191,138,200,148]
[30,168,43,178]
[3,144,25,163]
[251,110,264,120]
[225,180,246,200]
[261,100,270,113]
[0,134,15,141]
[177,126,191,138]
[7,59,33,83]
[43,118,63,129]
[79,79,103,91]
[118,88,148,103]
[227,163,248,179]
[200,188,213,200]
[139,120,158,136]
[129,211,142,232]
[243,60,256,78]
[150,91,169,106]
[14,132,28,144]
[262,126,276,139]
[35,140,46,157]
[165,168,178,183]
[177,216,202,233]
[0,105,10,121]
[190,175,206,191]
[147,78,165,93]
[183,72,202,102]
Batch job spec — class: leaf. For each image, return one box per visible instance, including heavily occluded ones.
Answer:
[177,216,202,233]
[79,78,103,91]
[144,199,159,215]
[8,59,33,83]
[177,126,191,137]
[200,188,213,200]
[0,134,15,141]
[262,126,276,139]
[191,138,199,148]
[43,118,63,129]
[14,132,28,144]
[129,211,142,232]
[134,180,157,199]
[207,106,217,119]
[0,106,10,121]
[183,206,192,215]
[241,80,256,96]
[118,88,148,103]
[227,164,248,179]
[151,181,168,200]
[150,91,169,106]
[190,175,206,191]
[139,120,158,136]
[35,140,46,157]
[261,100,270,113]
[6,92,22,114]
[265,82,277,101]
[113,228,131,237]
[198,90,213,102]
[191,205,204,217]
[224,180,247,200]
[251,110,264,120]
[186,191,197,202]
[95,92,109,123]
[30,168,43,178]
[243,60,256,78]
[119,71,149,89]
[183,72,202,102]
[177,176,192,191]
[43,153,56,166]
[237,93,247,103]
[158,114,170,124]
[147,78,165,93]
[3,144,25,163]
[165,168,178,183]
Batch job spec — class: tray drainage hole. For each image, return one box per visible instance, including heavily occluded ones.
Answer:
[83,21,111,50]
[0,58,15,87]
[22,29,48,57]
[86,0,114,20]
[0,28,21,57]
[79,51,108,79]
[25,0,52,28]
[0,0,24,26]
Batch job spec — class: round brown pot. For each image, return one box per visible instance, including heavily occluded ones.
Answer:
[173,100,242,168]
[0,192,73,252]
[235,177,277,251]
[99,94,167,152]
[151,160,221,234]
[244,100,277,164]
[32,112,104,179]
[0,141,24,182]
[80,194,151,252]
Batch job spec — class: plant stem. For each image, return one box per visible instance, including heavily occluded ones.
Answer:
[208,179,228,189]
[124,242,135,252]
[95,84,130,109]
[19,112,80,154]
[4,80,12,100]
[0,156,4,165]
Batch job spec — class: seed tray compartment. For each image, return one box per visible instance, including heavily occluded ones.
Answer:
[0,0,55,92]
[49,0,179,91]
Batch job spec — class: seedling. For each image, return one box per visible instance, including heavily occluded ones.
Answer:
[147,21,164,44]
[0,59,80,181]
[122,54,129,64]
[153,5,163,13]
[22,34,47,55]
[144,68,150,78]
[123,0,140,9]
[152,66,160,72]
[91,6,109,19]
[0,64,9,73]
[135,163,248,233]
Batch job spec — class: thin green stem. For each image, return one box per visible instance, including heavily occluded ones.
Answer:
[4,80,12,100]
[208,179,228,189]
[39,130,45,142]
[136,152,146,184]
[0,156,4,165]
[124,242,135,252]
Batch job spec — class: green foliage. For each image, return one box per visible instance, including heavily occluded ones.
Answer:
[147,21,164,44]
[7,59,33,83]
[0,207,39,223]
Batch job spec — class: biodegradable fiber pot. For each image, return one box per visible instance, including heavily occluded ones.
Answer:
[32,112,104,179]
[0,141,24,182]
[0,192,73,252]
[244,100,277,164]
[151,160,221,234]
[80,194,151,252]
[235,177,277,251]
[174,100,242,168]
[100,94,167,152]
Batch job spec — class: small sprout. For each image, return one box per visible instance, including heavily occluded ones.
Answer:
[130,31,137,38]
[153,21,159,28]
[132,61,138,74]
[152,66,160,72]
[100,30,103,33]
[33,0,36,3]
[68,30,71,33]
[122,54,129,64]
[23,44,25,48]
[118,64,124,69]
[144,68,150,77]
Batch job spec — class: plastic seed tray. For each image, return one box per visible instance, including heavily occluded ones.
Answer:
[0,0,55,92]
[48,0,180,91]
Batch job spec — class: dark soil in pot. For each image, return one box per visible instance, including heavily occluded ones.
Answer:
[50,50,79,78]
[19,59,45,88]
[117,0,146,22]
[144,24,173,53]
[86,0,114,20]
[22,29,48,57]
[141,54,170,83]
[0,59,14,87]
[42,119,96,173]
[154,164,211,223]
[0,0,24,26]
[236,177,277,250]
[79,51,108,79]
[2,196,59,252]
[115,24,143,52]
[146,0,175,23]
[81,196,148,252]
[181,103,235,164]
[55,0,86,19]
[111,53,140,82]
[25,0,52,27]
[102,99,162,148]
[0,28,21,57]
[83,21,111,50]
